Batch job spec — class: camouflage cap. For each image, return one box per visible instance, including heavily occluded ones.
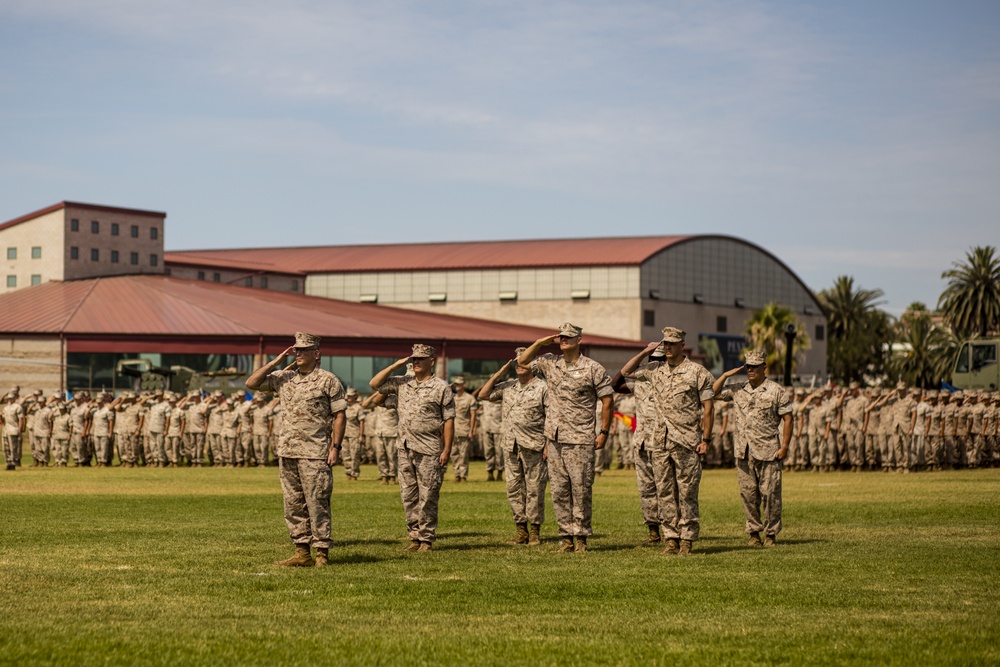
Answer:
[896,381,907,390]
[744,349,766,366]
[661,326,686,343]
[848,381,860,390]
[410,343,436,358]
[650,343,666,359]
[514,346,527,358]
[451,376,465,385]
[925,389,938,398]
[952,390,963,398]
[7,386,19,396]
[558,322,582,338]
[212,390,225,398]
[346,387,358,397]
[293,331,321,349]
[33,389,43,396]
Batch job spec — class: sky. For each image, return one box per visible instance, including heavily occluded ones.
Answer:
[1,0,998,316]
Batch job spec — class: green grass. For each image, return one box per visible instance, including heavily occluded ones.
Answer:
[1,462,998,666]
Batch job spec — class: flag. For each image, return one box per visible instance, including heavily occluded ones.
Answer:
[614,412,636,433]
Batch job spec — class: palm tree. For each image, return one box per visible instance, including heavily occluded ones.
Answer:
[890,302,957,388]
[938,245,1000,338]
[744,302,811,371]
[818,275,891,382]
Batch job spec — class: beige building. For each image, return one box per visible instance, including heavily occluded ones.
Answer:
[0,201,166,294]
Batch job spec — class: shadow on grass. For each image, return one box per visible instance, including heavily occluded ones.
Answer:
[330,553,385,565]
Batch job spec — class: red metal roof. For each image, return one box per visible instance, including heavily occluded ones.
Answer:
[165,235,691,274]
[0,275,643,352]
[0,201,166,233]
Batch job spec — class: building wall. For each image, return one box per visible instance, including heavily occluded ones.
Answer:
[166,265,304,292]
[0,338,64,392]
[0,209,65,294]
[62,205,165,281]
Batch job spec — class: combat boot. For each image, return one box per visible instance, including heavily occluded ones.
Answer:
[661,538,680,555]
[645,523,661,544]
[314,548,330,567]
[528,524,541,546]
[487,470,495,481]
[748,531,762,547]
[277,543,314,567]
[417,541,432,552]
[403,540,421,553]
[679,539,693,555]
[764,535,777,547]
[556,537,575,553]
[574,536,588,553]
[514,523,529,544]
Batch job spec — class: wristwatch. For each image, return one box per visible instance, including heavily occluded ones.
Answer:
[332,443,343,451]
[599,429,609,435]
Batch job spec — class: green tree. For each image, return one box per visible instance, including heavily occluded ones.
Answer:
[818,275,892,382]
[889,302,957,388]
[938,245,1000,338]
[744,302,811,371]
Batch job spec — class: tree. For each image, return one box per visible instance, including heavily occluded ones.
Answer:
[818,275,892,382]
[744,302,811,371]
[889,302,957,388]
[938,245,1000,338]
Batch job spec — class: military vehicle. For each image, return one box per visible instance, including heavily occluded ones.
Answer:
[115,360,250,396]
[951,338,999,390]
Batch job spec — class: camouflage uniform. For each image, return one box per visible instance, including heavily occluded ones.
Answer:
[343,400,365,479]
[535,352,613,539]
[954,394,971,466]
[941,394,960,468]
[379,373,456,544]
[912,394,930,469]
[260,366,347,551]
[888,390,916,471]
[717,378,791,538]
[91,402,114,466]
[614,393,636,469]
[372,401,399,480]
[185,399,209,466]
[114,401,141,466]
[235,399,253,465]
[486,376,549,526]
[165,400,183,465]
[51,408,71,465]
[478,399,503,477]
[632,357,714,542]
[842,391,868,470]
[251,401,272,466]
[221,403,240,467]
[628,377,664,528]
[145,399,170,467]
[450,387,477,481]
[206,400,225,466]
[31,404,53,465]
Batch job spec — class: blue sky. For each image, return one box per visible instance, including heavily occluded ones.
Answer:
[2,0,997,316]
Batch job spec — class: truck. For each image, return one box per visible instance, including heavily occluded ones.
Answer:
[950,338,999,390]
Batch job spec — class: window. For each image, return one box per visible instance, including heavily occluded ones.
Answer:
[973,344,997,370]
[291,279,299,291]
[643,309,655,327]
[955,344,970,373]
[213,273,221,283]
[150,254,158,267]
[260,276,268,289]
[150,227,159,240]
[90,249,99,261]
[111,250,119,264]
[197,271,206,281]
[131,225,139,238]
[6,275,15,288]
[91,220,99,233]
[70,247,79,260]
[717,316,728,333]
[130,252,139,265]
[31,275,41,286]
[70,218,79,231]
[815,325,825,341]
[6,247,14,260]
[31,247,41,259]
[245,277,253,287]
[111,223,119,236]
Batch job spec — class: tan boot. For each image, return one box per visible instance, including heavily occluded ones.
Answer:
[661,538,680,555]
[748,531,762,547]
[277,543,314,567]
[528,524,541,546]
[417,541,432,552]
[314,548,329,567]
[556,537,575,553]
[514,523,529,545]
[403,540,421,553]
[646,523,661,544]
[487,470,495,481]
[574,536,588,553]
[679,539,693,555]
[764,534,777,547]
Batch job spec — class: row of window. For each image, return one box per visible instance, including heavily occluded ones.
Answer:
[6,247,43,260]
[192,271,297,290]
[68,247,158,266]
[69,218,159,240]
[6,275,43,288]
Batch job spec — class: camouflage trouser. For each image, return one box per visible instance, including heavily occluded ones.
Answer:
[373,435,398,478]
[147,433,166,465]
[52,437,70,465]
[238,432,252,465]
[343,436,362,478]
[2,433,20,466]
[969,434,986,467]
[71,434,91,465]
[279,457,333,549]
[207,433,223,465]
[650,444,702,541]
[879,433,893,468]
[787,434,807,467]
[736,452,782,536]
[482,431,502,473]
[503,444,547,525]
[845,430,864,467]
[865,434,880,467]
[397,445,444,543]
[450,436,470,479]
[32,435,50,464]
[223,436,238,466]
[547,440,595,538]
[823,431,842,467]
[165,436,182,464]
[253,434,269,466]
[94,436,111,465]
[633,442,659,525]
[594,436,612,474]
[615,425,634,467]
[910,434,926,467]
[808,433,824,468]
[888,431,911,470]
[117,433,136,464]
[187,433,205,464]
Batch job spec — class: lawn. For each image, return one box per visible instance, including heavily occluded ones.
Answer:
[1,463,997,666]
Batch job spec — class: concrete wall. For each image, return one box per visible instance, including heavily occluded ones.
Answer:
[0,338,64,392]
[0,209,65,294]
[62,205,165,281]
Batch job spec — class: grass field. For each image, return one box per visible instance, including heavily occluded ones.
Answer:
[1,462,998,666]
